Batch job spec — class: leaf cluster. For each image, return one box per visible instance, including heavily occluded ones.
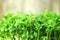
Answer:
[0,11,60,40]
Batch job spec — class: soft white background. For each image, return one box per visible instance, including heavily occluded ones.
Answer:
[0,0,60,18]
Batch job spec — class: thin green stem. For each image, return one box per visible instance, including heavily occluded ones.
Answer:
[49,33,51,40]
[37,30,40,40]
[47,33,49,40]
[58,36,60,40]
[54,30,57,40]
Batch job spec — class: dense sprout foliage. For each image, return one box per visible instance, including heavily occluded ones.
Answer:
[0,11,60,40]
